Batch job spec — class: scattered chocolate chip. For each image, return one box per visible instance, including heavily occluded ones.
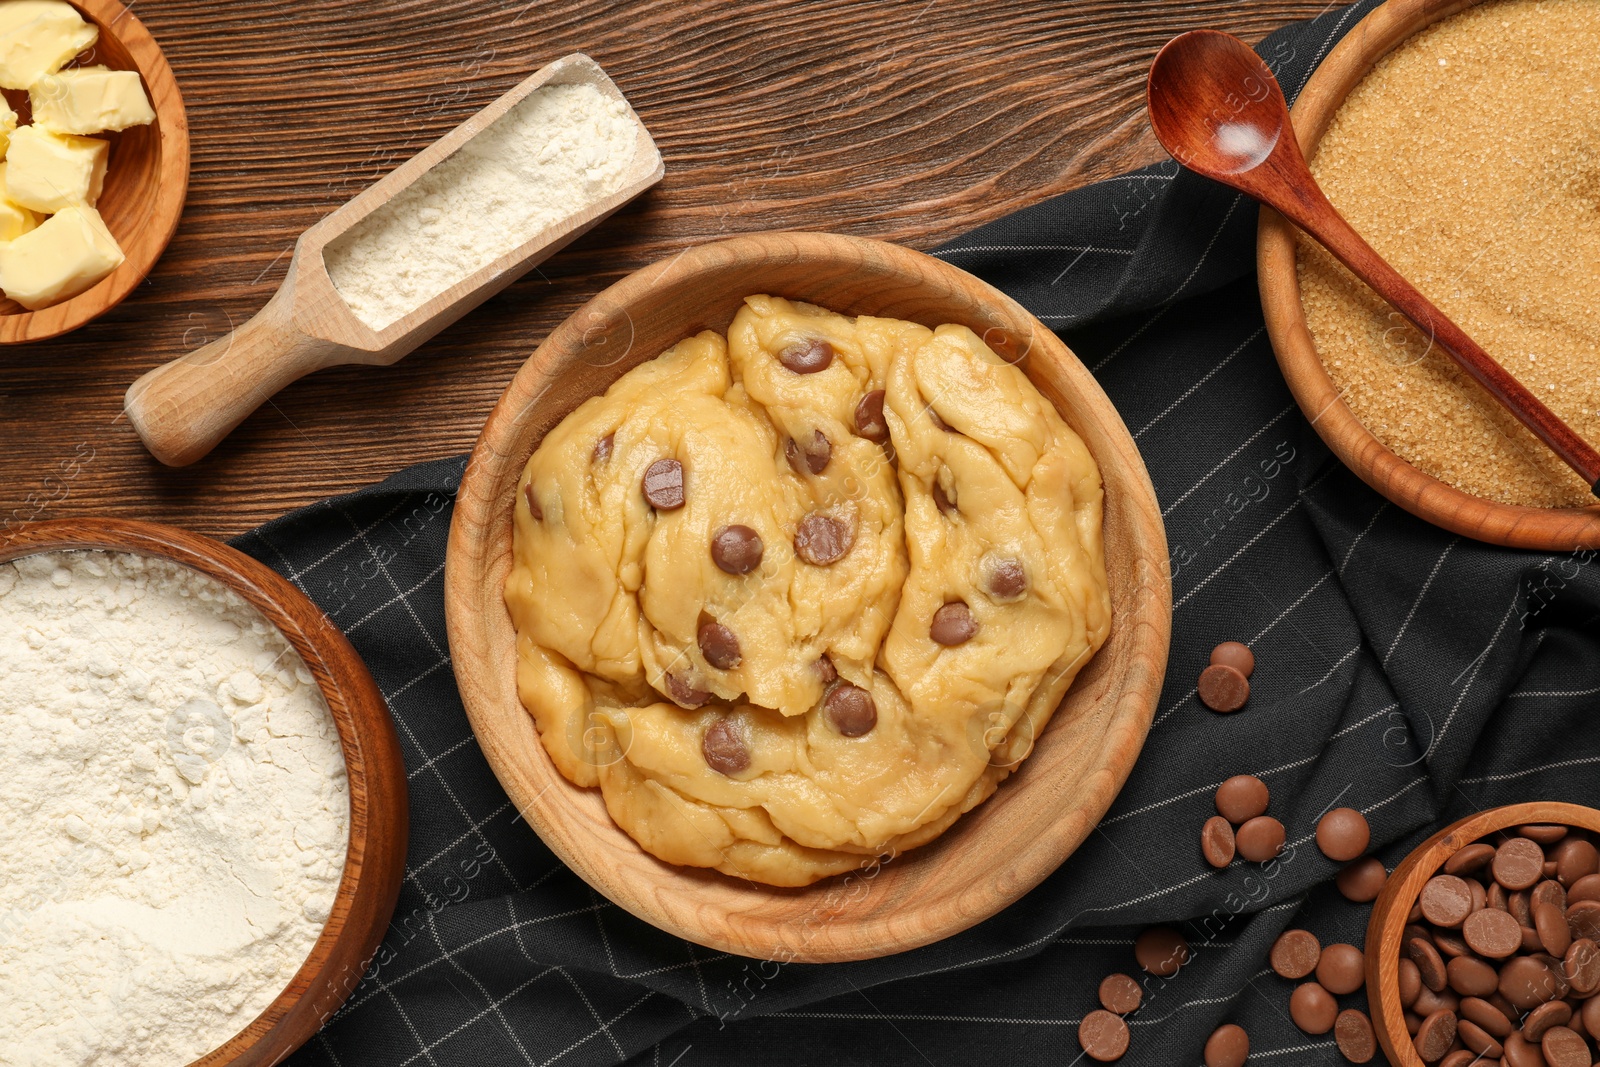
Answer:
[1413,1009,1458,1061]
[1463,906,1523,958]
[711,524,764,575]
[785,430,832,475]
[1445,843,1497,876]
[1201,816,1236,868]
[1134,926,1189,977]
[697,618,741,670]
[1077,1009,1129,1063]
[1236,815,1285,863]
[1335,1009,1377,1064]
[778,338,834,374]
[1496,838,1547,891]
[853,390,889,442]
[1317,943,1365,995]
[987,558,1027,600]
[930,601,977,646]
[642,458,686,510]
[1422,874,1476,928]
[823,683,877,738]
[1215,775,1269,824]
[593,433,614,464]
[663,672,709,709]
[1316,807,1371,862]
[931,479,957,516]
[702,718,749,775]
[1337,857,1388,902]
[1271,930,1322,980]
[1290,982,1338,1035]
[794,513,853,565]
[1203,1024,1249,1067]
[1198,664,1249,712]
[1098,973,1142,1015]
[1209,641,1255,677]
[523,483,543,521]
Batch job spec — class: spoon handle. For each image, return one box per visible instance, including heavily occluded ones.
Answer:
[1268,180,1600,495]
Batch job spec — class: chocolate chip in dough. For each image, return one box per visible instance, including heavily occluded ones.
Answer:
[785,431,831,475]
[697,617,742,670]
[1444,843,1497,876]
[1408,936,1449,992]
[1236,816,1285,862]
[1317,943,1365,995]
[987,558,1027,600]
[1270,929,1321,979]
[592,433,614,464]
[778,338,834,374]
[1317,807,1371,862]
[1077,1009,1129,1063]
[853,390,889,442]
[1463,906,1523,958]
[1201,816,1236,868]
[815,655,837,685]
[711,524,764,575]
[1290,982,1338,1035]
[1197,664,1249,712]
[1524,1000,1574,1042]
[664,672,709,709]
[642,458,685,510]
[1495,837,1547,891]
[1421,874,1476,928]
[1134,926,1189,977]
[1203,1024,1249,1067]
[1215,774,1269,824]
[1334,1009,1377,1064]
[1337,857,1388,902]
[930,601,977,646]
[1554,838,1600,886]
[931,479,957,516]
[924,405,953,432]
[701,718,750,776]
[794,513,853,565]
[1098,973,1142,1015]
[1413,1008,1458,1061]
[823,683,877,738]
[1541,1025,1590,1067]
[523,483,543,521]
[1209,641,1255,677]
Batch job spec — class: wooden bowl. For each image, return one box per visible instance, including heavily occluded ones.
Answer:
[1256,0,1600,550]
[444,231,1171,962]
[1365,801,1600,1066]
[0,0,189,343]
[0,518,407,1066]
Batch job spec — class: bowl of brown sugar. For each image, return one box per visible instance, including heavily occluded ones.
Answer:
[1258,0,1600,549]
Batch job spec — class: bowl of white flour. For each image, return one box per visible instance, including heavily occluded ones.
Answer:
[0,519,407,1066]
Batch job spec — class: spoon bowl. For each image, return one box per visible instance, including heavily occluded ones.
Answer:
[1146,29,1287,181]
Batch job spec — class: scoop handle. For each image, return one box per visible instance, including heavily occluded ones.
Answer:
[124,286,344,467]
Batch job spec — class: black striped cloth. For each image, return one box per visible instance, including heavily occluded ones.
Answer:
[248,2,1600,1062]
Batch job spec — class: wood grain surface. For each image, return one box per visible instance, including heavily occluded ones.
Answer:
[2,0,1329,538]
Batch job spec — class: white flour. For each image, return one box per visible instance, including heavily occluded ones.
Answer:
[325,80,641,330]
[0,551,349,1067]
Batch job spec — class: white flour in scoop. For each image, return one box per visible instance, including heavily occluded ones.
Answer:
[0,550,349,1066]
[325,79,642,330]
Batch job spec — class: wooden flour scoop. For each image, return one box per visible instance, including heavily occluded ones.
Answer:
[125,54,664,467]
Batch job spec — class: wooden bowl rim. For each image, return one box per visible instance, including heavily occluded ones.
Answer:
[444,229,1172,962]
[1364,801,1600,1067]
[0,0,190,344]
[1255,0,1600,550]
[0,518,407,1066]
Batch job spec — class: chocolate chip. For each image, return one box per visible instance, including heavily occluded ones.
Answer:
[1542,1025,1590,1067]
[1447,955,1499,998]
[1317,943,1365,995]
[1523,825,1571,845]
[1555,839,1600,886]
[931,479,957,515]
[1511,889,1535,928]
[1438,1050,1478,1067]
[1433,927,1470,958]
[1464,906,1523,958]
[1334,1009,1376,1064]
[1409,936,1449,991]
[1198,664,1249,712]
[1215,775,1269,824]
[823,683,877,738]
[853,389,889,442]
[1496,838,1547,891]
[1201,816,1235,868]
[930,601,977,646]
[1536,900,1573,957]
[1569,899,1600,940]
[923,404,952,432]
[1272,931,1322,980]
[1077,1009,1129,1063]
[702,718,749,775]
[1337,857,1388,902]
[794,513,853,565]
[1422,874,1476,928]
[1565,938,1600,996]
[1457,1017,1504,1058]
[1504,1032,1548,1067]
[1414,985,1460,1017]
[1525,1000,1574,1042]
[1203,1024,1249,1067]
[524,483,543,521]
[663,672,709,708]
[593,433,614,464]
[785,430,831,475]
[1445,843,1497,876]
[1400,959,1423,1008]
[777,338,834,374]
[1572,874,1600,904]
[711,524,764,575]
[1460,996,1512,1039]
[1534,878,1570,912]
[987,558,1027,600]
[1500,955,1564,1011]
[1134,926,1189,977]
[1290,982,1338,1035]
[642,458,685,510]
[1316,807,1371,863]
[1236,815,1285,863]
[697,618,741,670]
[1413,1009,1458,1061]
[1209,641,1254,677]
[815,655,837,685]
[1098,973,1142,1015]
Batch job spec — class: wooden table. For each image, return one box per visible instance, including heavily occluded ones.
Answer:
[5,0,1327,539]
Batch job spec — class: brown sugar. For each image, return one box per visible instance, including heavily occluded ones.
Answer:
[1297,0,1600,508]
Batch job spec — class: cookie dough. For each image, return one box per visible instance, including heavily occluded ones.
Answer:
[505,295,1111,886]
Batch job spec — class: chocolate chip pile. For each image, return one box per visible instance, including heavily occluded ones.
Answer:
[1399,823,1600,1066]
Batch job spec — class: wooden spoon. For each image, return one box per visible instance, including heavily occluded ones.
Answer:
[124,53,663,467]
[1146,30,1600,498]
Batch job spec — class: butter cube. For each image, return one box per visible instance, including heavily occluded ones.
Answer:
[0,204,122,309]
[0,164,41,239]
[31,66,154,134]
[0,1,97,90]
[5,124,106,212]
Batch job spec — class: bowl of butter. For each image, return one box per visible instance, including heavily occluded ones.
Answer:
[0,0,188,342]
